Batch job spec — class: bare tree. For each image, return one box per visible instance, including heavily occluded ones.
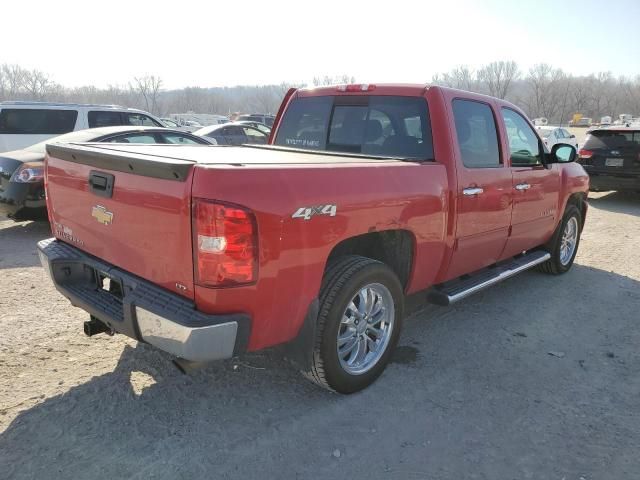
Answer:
[132,75,163,114]
[2,64,26,98]
[523,63,566,119]
[312,74,356,86]
[477,61,519,99]
[23,69,52,101]
[0,67,6,100]
[432,65,481,93]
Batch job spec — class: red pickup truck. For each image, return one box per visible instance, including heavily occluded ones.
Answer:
[38,84,589,393]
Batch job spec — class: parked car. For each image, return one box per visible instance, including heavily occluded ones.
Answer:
[160,118,181,128]
[236,113,275,127]
[536,126,579,150]
[39,84,587,394]
[570,117,592,127]
[171,114,229,128]
[194,122,268,145]
[234,120,271,135]
[0,101,165,153]
[578,127,640,192]
[0,126,214,219]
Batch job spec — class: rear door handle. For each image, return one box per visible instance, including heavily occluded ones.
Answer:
[463,187,484,196]
[515,183,530,191]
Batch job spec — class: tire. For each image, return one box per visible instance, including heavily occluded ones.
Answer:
[539,204,582,275]
[304,255,404,394]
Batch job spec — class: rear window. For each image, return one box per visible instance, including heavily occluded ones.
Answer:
[274,96,433,160]
[0,108,78,134]
[583,130,640,149]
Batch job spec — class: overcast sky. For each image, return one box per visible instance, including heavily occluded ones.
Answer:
[4,0,639,89]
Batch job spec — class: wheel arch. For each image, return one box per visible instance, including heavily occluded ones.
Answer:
[324,229,416,291]
[565,191,587,228]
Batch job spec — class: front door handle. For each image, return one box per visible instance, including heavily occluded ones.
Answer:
[463,187,484,196]
[515,183,531,191]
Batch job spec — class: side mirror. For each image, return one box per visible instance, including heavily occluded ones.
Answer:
[570,134,576,138]
[549,143,576,164]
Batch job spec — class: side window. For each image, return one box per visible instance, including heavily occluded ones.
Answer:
[242,127,267,142]
[452,99,500,168]
[209,128,225,137]
[561,129,571,139]
[0,109,78,134]
[125,113,161,127]
[106,133,157,144]
[88,111,123,128]
[162,133,202,144]
[231,126,246,137]
[502,108,542,166]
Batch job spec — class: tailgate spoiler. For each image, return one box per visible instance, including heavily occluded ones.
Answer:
[46,143,195,182]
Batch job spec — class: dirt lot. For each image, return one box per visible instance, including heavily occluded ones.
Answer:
[1,192,639,480]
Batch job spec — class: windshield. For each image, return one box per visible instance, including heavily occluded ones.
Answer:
[274,95,433,160]
[24,129,105,154]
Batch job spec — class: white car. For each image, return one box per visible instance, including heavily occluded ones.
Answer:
[0,101,164,152]
[536,126,579,150]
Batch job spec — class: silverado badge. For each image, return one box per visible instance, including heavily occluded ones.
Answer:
[92,205,113,225]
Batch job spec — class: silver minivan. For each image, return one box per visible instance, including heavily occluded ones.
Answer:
[0,101,164,152]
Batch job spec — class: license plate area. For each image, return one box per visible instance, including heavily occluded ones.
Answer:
[96,270,124,299]
[605,158,624,167]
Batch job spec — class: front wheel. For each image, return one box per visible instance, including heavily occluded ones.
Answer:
[304,255,404,393]
[539,204,583,274]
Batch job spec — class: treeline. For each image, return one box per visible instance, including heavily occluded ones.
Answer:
[431,61,640,123]
[3,60,639,123]
[0,64,357,117]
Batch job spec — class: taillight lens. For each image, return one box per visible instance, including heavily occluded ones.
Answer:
[10,162,44,183]
[578,149,594,159]
[193,199,257,287]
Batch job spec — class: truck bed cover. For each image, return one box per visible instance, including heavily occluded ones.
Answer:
[46,143,406,182]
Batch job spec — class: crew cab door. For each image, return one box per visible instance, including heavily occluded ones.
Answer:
[500,108,560,258]
[446,99,513,280]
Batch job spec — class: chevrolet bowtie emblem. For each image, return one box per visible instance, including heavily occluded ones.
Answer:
[92,205,113,225]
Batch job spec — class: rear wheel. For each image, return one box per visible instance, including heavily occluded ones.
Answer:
[304,255,404,393]
[539,204,582,274]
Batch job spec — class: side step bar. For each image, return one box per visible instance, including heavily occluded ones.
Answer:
[428,250,551,306]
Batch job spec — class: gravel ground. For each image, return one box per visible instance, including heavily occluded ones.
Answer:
[1,192,639,480]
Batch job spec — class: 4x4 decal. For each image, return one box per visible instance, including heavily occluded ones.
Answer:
[292,204,337,220]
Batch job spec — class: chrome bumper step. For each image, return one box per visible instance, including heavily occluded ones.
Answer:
[428,250,551,306]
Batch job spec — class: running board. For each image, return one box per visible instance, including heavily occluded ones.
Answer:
[428,250,551,306]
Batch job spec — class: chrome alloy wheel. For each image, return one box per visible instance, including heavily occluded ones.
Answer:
[336,283,395,375]
[560,216,579,265]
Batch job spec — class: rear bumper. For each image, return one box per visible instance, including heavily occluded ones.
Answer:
[0,180,46,217]
[37,238,250,362]
[586,171,640,191]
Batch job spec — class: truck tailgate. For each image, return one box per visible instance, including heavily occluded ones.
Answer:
[45,143,196,299]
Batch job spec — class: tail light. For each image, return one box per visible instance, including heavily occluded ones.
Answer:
[193,199,257,287]
[578,149,594,159]
[10,162,44,183]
